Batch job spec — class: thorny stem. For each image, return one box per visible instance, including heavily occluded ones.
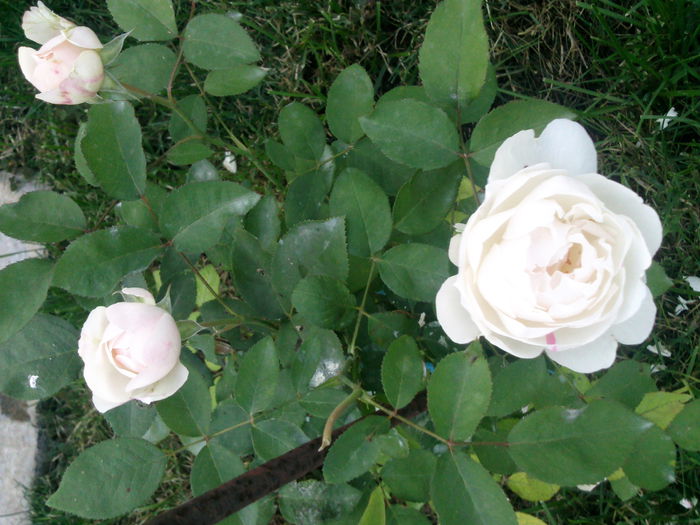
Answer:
[318,385,363,450]
[178,252,241,320]
[348,260,376,359]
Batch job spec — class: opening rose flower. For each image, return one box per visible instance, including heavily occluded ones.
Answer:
[78,288,188,413]
[437,119,662,373]
[18,2,104,104]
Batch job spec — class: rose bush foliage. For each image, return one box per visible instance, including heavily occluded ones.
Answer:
[437,119,662,373]
[1,1,695,524]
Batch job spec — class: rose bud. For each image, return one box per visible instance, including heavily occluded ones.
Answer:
[78,288,188,413]
[437,119,662,373]
[18,2,104,104]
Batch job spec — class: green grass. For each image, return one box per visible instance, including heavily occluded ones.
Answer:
[1,0,699,523]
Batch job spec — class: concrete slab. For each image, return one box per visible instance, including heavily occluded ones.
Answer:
[0,171,44,525]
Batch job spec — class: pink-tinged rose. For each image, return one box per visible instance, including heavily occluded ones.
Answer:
[18,3,103,104]
[436,119,662,373]
[78,288,188,413]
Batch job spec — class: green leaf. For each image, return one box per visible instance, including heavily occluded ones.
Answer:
[336,138,416,195]
[105,401,157,438]
[392,161,462,235]
[428,350,491,441]
[459,63,497,124]
[418,0,489,114]
[508,400,651,485]
[646,262,673,297]
[53,227,162,297]
[167,141,214,166]
[291,328,344,393]
[279,480,362,525]
[378,86,431,106]
[265,139,297,172]
[622,425,676,490]
[190,442,245,496]
[381,448,436,502]
[279,102,326,161]
[107,0,176,41]
[326,64,374,144]
[488,356,547,417]
[234,336,280,414]
[377,243,450,302]
[183,14,260,70]
[46,438,166,519]
[117,183,167,233]
[284,170,331,226]
[74,122,97,186]
[110,43,176,94]
[359,99,460,170]
[324,416,390,484]
[610,474,639,501]
[667,399,700,450]
[82,101,146,200]
[329,168,392,256]
[635,391,691,429]
[358,486,385,525]
[381,335,424,410]
[300,387,350,418]
[231,229,287,319]
[469,100,577,167]
[0,313,79,399]
[0,259,53,344]
[156,367,211,436]
[585,360,657,409]
[169,95,208,142]
[387,506,431,525]
[432,451,518,525]
[368,311,418,349]
[245,194,281,251]
[506,472,560,502]
[0,190,85,243]
[205,64,267,96]
[271,217,348,298]
[292,275,355,329]
[160,181,260,253]
[209,399,253,456]
[251,419,308,461]
[473,426,517,475]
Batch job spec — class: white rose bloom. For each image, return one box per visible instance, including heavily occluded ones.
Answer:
[78,288,188,413]
[436,119,662,373]
[18,3,104,105]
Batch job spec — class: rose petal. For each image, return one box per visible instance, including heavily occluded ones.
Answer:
[488,129,540,183]
[537,119,597,176]
[78,306,108,360]
[611,288,656,345]
[18,47,38,86]
[483,331,544,359]
[545,332,617,373]
[91,393,127,413]
[448,234,461,266]
[436,276,480,344]
[576,173,663,255]
[64,26,103,49]
[132,362,189,405]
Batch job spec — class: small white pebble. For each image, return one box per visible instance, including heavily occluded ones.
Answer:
[647,343,671,357]
[223,151,237,174]
[685,276,700,292]
[679,497,697,510]
[656,107,678,130]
